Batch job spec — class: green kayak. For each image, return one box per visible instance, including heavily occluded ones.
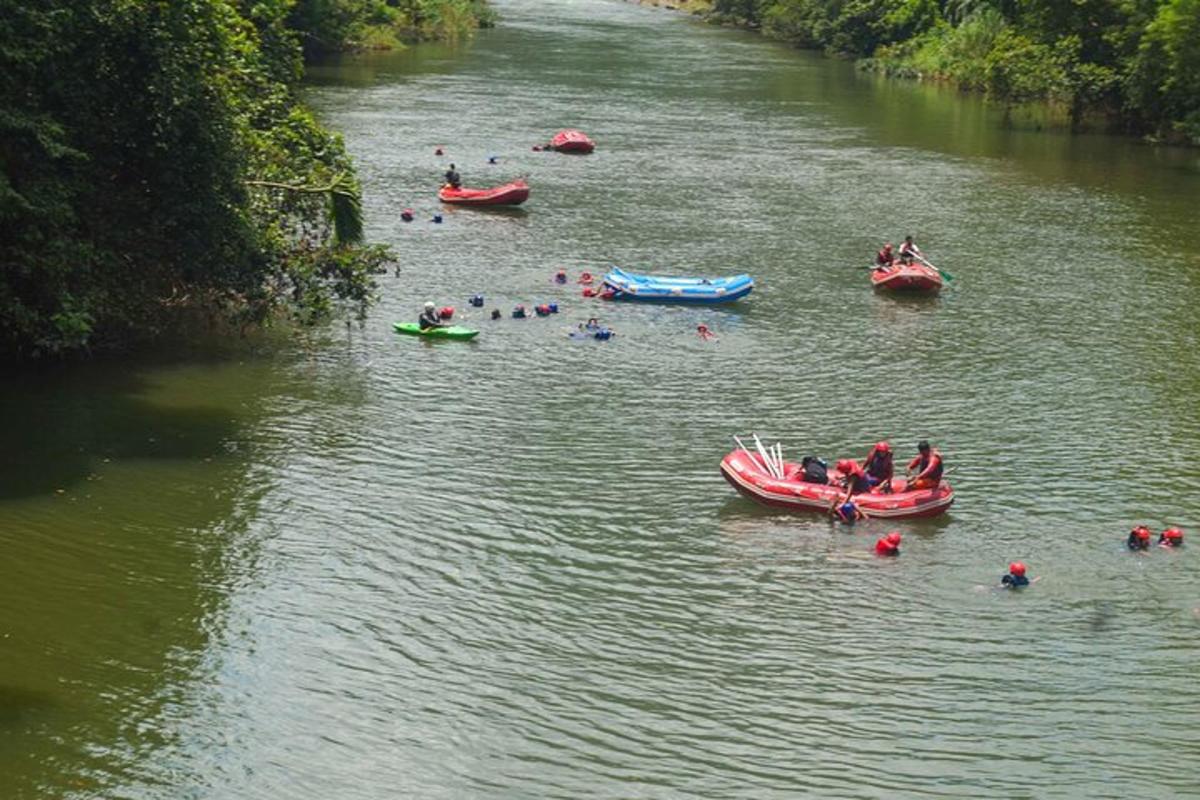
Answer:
[393,322,479,340]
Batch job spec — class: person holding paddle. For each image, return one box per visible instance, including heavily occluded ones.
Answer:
[899,235,922,265]
[418,302,446,330]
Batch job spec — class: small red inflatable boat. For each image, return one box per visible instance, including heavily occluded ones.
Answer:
[870,262,942,294]
[439,179,530,206]
[550,129,595,154]
[720,449,954,518]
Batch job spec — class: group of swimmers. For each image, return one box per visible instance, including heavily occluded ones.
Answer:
[869,531,1032,589]
[874,235,923,268]
[1127,525,1185,549]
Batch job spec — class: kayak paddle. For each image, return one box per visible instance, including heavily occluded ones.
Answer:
[916,253,955,282]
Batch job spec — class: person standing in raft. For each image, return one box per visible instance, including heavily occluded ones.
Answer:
[899,235,923,265]
[906,441,943,490]
[1001,562,1030,588]
[863,441,894,492]
[418,301,445,330]
[1127,525,1152,550]
[875,243,895,268]
[875,531,902,556]
[1160,527,1185,547]
[443,163,462,189]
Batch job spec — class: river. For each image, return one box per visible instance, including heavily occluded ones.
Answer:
[3,1,1200,797]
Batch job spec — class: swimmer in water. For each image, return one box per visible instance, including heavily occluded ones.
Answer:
[1127,525,1152,551]
[1001,561,1030,588]
[1159,527,1184,548]
[831,499,865,524]
[697,323,716,340]
[874,531,901,556]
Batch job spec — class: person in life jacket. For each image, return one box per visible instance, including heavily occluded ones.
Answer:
[832,499,865,524]
[906,441,943,490]
[418,301,444,330]
[1001,562,1030,588]
[443,163,462,189]
[863,441,894,492]
[1159,527,1184,547]
[1127,525,1152,550]
[837,460,872,495]
[875,243,895,268]
[899,235,922,265]
[697,324,716,340]
[799,456,829,484]
[554,270,568,284]
[874,531,902,556]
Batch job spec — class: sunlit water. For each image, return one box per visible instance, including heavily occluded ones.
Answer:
[3,1,1200,797]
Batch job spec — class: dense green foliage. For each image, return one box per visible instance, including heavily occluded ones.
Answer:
[0,0,400,359]
[709,0,1200,142]
[288,0,495,56]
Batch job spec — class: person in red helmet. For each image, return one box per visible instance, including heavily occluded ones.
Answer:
[874,243,895,268]
[1127,525,1152,550]
[906,440,943,490]
[1001,562,1030,588]
[874,531,901,556]
[863,441,894,492]
[1159,527,1184,548]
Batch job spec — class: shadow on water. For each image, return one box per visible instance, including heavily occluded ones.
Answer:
[0,351,249,500]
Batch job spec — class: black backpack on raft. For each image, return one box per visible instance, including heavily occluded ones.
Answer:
[800,456,828,484]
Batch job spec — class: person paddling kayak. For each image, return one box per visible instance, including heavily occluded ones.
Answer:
[443,163,462,189]
[418,301,445,330]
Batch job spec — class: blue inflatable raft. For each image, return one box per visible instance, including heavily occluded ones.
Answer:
[602,267,753,305]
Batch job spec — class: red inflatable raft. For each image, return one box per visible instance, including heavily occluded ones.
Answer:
[550,129,595,154]
[439,179,530,206]
[720,449,954,519]
[870,262,943,294]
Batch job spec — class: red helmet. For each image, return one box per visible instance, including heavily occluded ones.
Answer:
[874,441,890,454]
[1163,527,1184,541]
[835,459,852,473]
[1132,526,1151,540]
[1009,562,1026,576]
[886,531,902,546]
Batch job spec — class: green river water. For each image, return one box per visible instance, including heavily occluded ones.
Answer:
[3,1,1200,797]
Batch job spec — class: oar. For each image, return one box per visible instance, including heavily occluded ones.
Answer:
[915,253,955,282]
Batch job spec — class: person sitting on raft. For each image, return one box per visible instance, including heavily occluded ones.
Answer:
[1001,562,1030,589]
[418,301,445,330]
[875,531,902,556]
[443,163,462,189]
[875,243,895,268]
[863,441,894,492]
[1160,527,1184,547]
[906,441,943,490]
[1127,525,1152,550]
[899,235,922,265]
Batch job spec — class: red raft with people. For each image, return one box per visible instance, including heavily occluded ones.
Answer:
[549,129,595,153]
[719,448,954,519]
[870,262,943,294]
[438,179,530,206]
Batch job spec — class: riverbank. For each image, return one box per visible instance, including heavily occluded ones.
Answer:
[291,0,496,57]
[649,0,1199,145]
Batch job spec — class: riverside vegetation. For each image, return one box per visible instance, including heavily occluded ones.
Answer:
[705,0,1200,142]
[0,0,491,360]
